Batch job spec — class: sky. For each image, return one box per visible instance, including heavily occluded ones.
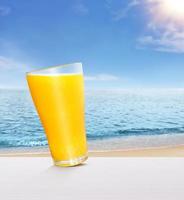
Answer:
[0,0,184,89]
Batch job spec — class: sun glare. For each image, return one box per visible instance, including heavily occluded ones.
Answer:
[158,0,184,20]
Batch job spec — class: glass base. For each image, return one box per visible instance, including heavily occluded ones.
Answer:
[54,154,88,167]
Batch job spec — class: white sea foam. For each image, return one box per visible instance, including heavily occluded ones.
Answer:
[88,134,184,151]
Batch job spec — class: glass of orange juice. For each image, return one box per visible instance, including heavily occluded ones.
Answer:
[26,63,88,167]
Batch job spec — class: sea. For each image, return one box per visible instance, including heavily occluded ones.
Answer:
[1,88,184,151]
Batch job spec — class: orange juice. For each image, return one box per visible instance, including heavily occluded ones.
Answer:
[27,71,88,166]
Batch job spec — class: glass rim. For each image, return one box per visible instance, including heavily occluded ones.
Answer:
[26,62,82,76]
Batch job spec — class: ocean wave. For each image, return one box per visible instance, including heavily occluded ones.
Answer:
[0,139,48,148]
[87,127,184,140]
[1,89,184,149]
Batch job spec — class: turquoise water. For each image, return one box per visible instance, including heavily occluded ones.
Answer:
[0,89,184,149]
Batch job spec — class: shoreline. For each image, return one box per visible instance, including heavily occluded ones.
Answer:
[0,144,184,157]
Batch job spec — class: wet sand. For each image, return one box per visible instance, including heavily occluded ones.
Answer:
[0,145,184,157]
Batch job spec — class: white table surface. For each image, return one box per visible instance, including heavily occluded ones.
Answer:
[0,157,184,200]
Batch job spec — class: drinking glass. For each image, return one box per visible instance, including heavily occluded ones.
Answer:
[26,63,88,167]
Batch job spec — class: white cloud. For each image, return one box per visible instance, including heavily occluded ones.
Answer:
[73,3,89,15]
[0,56,32,89]
[107,0,140,21]
[137,0,184,53]
[0,39,34,71]
[0,39,36,88]
[138,30,184,53]
[0,56,29,71]
[106,0,184,53]
[0,6,11,16]
[85,74,119,81]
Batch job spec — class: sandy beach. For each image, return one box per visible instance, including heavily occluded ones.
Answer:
[0,145,184,157]
[89,145,184,157]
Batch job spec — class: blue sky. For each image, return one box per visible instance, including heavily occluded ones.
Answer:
[0,0,184,88]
